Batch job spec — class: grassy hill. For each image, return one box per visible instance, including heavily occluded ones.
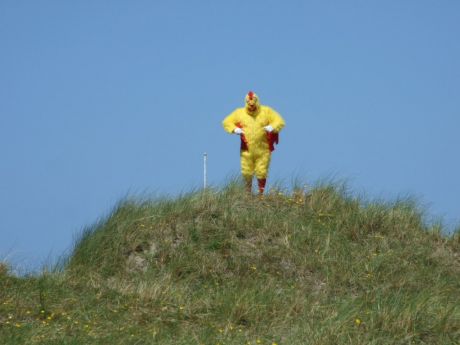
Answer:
[1,182,459,344]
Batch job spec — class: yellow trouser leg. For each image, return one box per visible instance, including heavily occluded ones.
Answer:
[255,152,271,195]
[255,152,271,180]
[241,151,255,193]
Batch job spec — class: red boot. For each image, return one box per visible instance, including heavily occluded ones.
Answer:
[257,178,266,195]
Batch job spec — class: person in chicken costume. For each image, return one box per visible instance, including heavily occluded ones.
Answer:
[222,91,285,195]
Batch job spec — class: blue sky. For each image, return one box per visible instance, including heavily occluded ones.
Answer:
[1,1,459,272]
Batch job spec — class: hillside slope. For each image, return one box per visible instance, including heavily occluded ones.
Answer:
[1,182,459,344]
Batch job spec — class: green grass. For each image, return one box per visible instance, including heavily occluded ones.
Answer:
[1,181,459,344]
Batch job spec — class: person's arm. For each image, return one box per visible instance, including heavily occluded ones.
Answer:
[222,110,241,134]
[267,107,285,132]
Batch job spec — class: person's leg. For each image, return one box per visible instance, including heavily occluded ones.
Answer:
[241,151,255,193]
[244,176,253,193]
[255,152,271,195]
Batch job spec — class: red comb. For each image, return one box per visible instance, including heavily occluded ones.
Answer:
[248,91,254,100]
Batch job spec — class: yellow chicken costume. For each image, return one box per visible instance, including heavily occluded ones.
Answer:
[222,91,285,194]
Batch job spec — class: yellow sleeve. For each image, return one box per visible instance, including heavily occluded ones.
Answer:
[222,109,240,134]
[267,107,286,133]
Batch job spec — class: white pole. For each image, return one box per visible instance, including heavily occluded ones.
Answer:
[203,152,207,189]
